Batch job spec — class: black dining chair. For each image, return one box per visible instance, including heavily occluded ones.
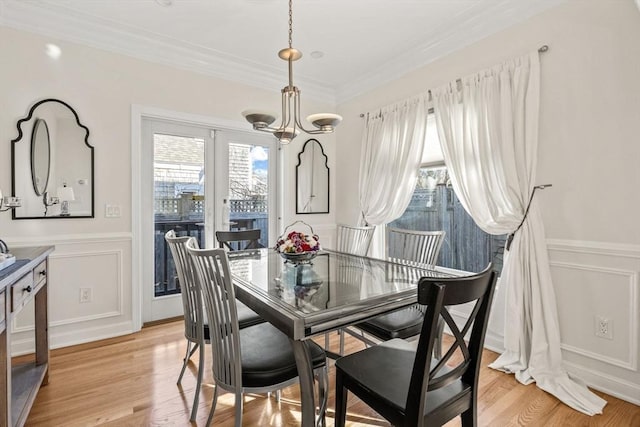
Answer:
[216,229,263,251]
[334,265,497,427]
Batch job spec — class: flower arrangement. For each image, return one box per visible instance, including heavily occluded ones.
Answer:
[275,231,321,254]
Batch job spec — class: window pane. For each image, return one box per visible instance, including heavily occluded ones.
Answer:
[389,167,506,273]
[228,143,269,248]
[153,133,205,297]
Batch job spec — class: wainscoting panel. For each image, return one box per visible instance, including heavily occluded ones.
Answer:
[548,239,640,404]
[552,261,637,370]
[8,233,134,355]
[13,250,124,331]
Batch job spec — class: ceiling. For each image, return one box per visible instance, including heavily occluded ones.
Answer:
[0,0,564,103]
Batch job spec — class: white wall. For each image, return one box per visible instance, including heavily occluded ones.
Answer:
[0,26,336,350]
[335,0,640,403]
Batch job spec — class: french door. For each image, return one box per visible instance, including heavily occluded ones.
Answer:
[213,130,278,253]
[141,118,277,323]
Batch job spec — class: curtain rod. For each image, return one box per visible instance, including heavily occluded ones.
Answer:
[359,45,549,118]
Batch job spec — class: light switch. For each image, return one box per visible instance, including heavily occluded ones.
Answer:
[105,204,122,218]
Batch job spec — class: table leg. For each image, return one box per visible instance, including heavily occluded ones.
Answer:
[290,339,316,427]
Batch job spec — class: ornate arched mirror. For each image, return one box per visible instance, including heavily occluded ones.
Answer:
[296,139,329,214]
[12,99,94,219]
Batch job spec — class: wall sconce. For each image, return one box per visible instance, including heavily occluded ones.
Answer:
[57,184,75,217]
[0,188,21,212]
[0,188,20,272]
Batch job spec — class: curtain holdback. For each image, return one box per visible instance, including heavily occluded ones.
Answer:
[505,184,552,251]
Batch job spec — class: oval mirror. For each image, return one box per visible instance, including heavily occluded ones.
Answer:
[11,99,94,219]
[296,139,329,214]
[30,118,51,196]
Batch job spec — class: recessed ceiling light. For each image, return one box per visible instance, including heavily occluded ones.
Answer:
[45,43,61,59]
[155,0,173,6]
[310,51,324,59]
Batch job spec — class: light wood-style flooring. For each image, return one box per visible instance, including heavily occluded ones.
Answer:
[23,321,639,426]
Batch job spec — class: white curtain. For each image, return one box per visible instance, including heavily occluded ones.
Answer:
[433,52,607,415]
[358,95,427,226]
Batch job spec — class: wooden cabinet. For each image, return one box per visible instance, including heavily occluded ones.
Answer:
[0,246,53,427]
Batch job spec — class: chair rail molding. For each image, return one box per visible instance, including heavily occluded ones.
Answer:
[546,238,640,259]
[5,232,132,246]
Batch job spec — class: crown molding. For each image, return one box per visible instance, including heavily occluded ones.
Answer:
[335,0,565,103]
[0,0,565,106]
[0,0,337,105]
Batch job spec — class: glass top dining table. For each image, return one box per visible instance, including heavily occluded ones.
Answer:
[227,248,460,427]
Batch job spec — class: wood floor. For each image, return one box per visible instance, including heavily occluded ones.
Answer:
[23,321,639,426]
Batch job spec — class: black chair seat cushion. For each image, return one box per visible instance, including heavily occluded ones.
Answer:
[236,300,265,329]
[357,304,425,340]
[239,322,326,388]
[203,301,264,341]
[335,339,469,417]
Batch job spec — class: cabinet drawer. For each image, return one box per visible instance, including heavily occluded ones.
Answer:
[34,260,47,285]
[11,273,34,313]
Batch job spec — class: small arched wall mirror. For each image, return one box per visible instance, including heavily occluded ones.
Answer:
[12,99,94,219]
[296,139,329,214]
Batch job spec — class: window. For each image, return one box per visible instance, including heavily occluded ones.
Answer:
[388,116,506,273]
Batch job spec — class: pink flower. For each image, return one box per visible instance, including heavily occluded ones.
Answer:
[275,230,321,253]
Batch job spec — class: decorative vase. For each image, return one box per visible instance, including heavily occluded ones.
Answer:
[280,251,318,265]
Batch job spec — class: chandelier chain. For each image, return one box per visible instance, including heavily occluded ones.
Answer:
[242,0,342,143]
[288,0,293,49]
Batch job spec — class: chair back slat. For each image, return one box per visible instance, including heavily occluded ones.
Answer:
[165,230,205,344]
[386,227,445,268]
[336,224,375,256]
[187,242,243,391]
[405,265,497,424]
[216,229,262,251]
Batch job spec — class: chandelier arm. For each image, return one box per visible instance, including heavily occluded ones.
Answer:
[278,88,291,131]
[289,88,299,136]
[242,0,340,142]
[252,126,279,134]
[293,88,315,133]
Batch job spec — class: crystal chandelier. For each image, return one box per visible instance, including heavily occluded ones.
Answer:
[242,0,342,144]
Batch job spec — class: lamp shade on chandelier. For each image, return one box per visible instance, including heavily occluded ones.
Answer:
[242,0,342,144]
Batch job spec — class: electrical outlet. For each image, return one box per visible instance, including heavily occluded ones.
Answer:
[595,315,613,340]
[80,287,92,303]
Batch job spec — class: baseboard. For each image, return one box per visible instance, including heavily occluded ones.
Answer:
[143,316,183,328]
[483,331,505,354]
[563,361,640,406]
[11,320,136,356]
